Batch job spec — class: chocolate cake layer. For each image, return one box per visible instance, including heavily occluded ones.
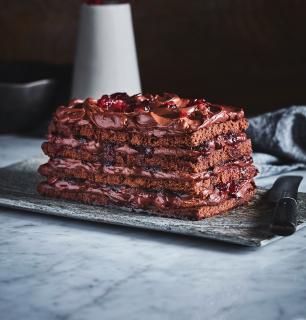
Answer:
[50,118,248,148]
[42,139,252,173]
[38,158,258,194]
[38,177,253,208]
[46,132,247,158]
[37,178,255,219]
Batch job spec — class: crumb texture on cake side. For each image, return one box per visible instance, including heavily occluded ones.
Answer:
[38,92,257,220]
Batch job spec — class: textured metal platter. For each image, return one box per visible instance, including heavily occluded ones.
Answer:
[0,157,305,247]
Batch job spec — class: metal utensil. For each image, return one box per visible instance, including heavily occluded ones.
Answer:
[267,175,303,236]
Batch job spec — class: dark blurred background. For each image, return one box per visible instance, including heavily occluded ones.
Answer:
[1,0,306,135]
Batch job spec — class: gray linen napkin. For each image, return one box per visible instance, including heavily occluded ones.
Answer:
[247,106,306,178]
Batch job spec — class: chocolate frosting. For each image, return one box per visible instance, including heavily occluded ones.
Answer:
[54,93,245,136]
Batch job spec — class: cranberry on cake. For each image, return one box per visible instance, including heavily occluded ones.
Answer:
[38,93,257,220]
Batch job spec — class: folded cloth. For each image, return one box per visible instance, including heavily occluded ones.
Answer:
[253,153,306,178]
[247,106,306,178]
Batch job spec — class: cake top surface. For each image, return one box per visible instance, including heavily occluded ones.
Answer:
[54,93,245,135]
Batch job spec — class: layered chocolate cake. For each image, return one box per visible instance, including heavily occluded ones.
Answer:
[38,93,257,220]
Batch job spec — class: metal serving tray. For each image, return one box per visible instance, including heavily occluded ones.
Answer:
[0,157,305,247]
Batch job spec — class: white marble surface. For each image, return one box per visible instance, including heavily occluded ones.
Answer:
[0,135,306,320]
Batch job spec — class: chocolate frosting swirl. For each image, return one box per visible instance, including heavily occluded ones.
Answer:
[54,93,244,136]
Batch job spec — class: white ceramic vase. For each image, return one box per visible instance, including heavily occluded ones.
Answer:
[71,3,141,99]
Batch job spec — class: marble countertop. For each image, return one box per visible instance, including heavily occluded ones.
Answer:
[0,135,306,320]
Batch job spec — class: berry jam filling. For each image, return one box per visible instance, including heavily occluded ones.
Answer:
[75,135,90,143]
[142,166,160,173]
[103,142,117,164]
[194,132,246,152]
[216,181,241,198]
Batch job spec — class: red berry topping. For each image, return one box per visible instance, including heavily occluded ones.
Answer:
[112,100,129,112]
[97,95,110,109]
[179,109,188,118]
[97,93,131,112]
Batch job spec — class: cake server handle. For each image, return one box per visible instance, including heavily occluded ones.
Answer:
[270,197,298,236]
